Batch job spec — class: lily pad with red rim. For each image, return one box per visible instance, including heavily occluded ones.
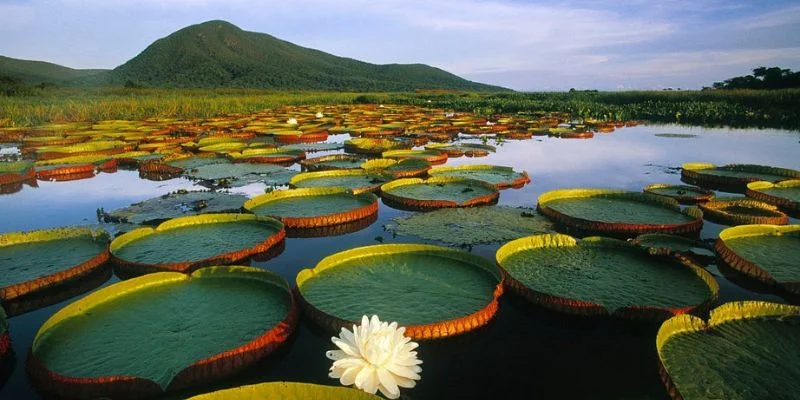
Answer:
[496,234,718,321]
[428,165,531,189]
[188,382,380,399]
[244,187,378,229]
[28,266,298,399]
[296,244,503,340]
[380,177,499,211]
[746,180,800,217]
[657,301,800,400]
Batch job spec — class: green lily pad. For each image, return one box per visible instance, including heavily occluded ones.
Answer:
[290,169,387,194]
[657,301,800,400]
[381,149,447,164]
[0,227,110,301]
[184,162,296,187]
[386,206,554,246]
[643,184,715,204]
[537,189,703,237]
[280,142,344,152]
[746,180,800,215]
[344,138,410,155]
[296,244,502,339]
[381,177,499,210]
[228,148,305,164]
[188,382,380,399]
[425,143,495,157]
[98,191,249,225]
[300,154,365,171]
[167,157,228,171]
[716,224,800,294]
[361,158,431,178]
[30,266,297,397]
[496,234,718,318]
[632,234,716,260]
[698,199,789,226]
[682,163,800,192]
[110,214,284,274]
[244,187,378,228]
[428,165,530,189]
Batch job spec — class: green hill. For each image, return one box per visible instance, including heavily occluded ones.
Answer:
[108,20,507,91]
[0,55,108,84]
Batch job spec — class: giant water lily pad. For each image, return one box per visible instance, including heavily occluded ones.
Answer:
[715,224,800,295]
[657,301,800,400]
[184,162,296,187]
[244,188,378,229]
[344,138,411,155]
[429,165,530,189]
[425,143,495,157]
[0,227,110,301]
[361,158,431,178]
[280,142,344,153]
[0,161,35,185]
[228,148,305,164]
[537,189,703,237]
[496,234,718,320]
[746,180,800,216]
[381,149,447,165]
[28,266,298,399]
[99,191,249,225]
[386,206,554,246]
[698,199,789,226]
[381,177,500,211]
[289,169,387,194]
[296,244,503,340]
[631,234,716,262]
[110,214,285,276]
[189,381,380,399]
[300,154,365,171]
[643,184,714,204]
[681,163,800,192]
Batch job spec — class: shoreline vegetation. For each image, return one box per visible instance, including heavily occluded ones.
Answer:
[1,87,799,130]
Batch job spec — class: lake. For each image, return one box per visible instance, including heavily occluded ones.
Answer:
[1,123,798,399]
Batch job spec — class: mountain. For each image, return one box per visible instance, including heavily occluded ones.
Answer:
[108,20,506,91]
[0,55,108,84]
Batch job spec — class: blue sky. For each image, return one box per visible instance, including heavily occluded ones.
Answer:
[1,0,799,90]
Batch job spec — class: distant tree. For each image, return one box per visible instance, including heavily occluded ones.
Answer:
[713,66,800,89]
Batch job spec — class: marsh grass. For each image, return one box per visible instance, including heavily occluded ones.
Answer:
[2,87,799,129]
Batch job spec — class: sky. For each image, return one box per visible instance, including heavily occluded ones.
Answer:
[1,0,799,91]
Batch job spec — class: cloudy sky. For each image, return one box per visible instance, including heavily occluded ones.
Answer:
[1,0,799,90]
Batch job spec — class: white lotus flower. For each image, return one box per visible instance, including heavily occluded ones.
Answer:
[326,315,422,399]
[316,111,324,118]
[287,118,298,125]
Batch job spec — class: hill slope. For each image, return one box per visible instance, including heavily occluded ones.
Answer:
[0,56,108,84]
[109,20,506,91]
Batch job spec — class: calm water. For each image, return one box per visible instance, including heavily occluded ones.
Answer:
[1,124,798,399]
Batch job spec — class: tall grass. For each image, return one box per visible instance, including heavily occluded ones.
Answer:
[2,87,798,130]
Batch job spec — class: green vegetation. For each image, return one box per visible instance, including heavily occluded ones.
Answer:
[3,88,799,129]
[712,66,800,90]
[107,20,503,91]
[0,55,107,85]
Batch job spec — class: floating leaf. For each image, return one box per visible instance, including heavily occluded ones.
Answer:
[496,234,718,320]
[429,165,530,189]
[698,199,789,226]
[29,266,298,398]
[643,183,714,204]
[386,206,554,246]
[657,301,800,400]
[296,244,503,339]
[98,190,249,225]
[381,177,499,211]
[715,224,800,295]
[0,227,110,301]
[110,214,285,276]
[537,189,703,237]
[184,162,296,187]
[188,382,381,399]
[682,163,800,192]
[244,187,378,229]
[290,169,387,194]
[746,180,800,216]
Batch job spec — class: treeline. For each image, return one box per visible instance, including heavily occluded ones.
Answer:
[712,67,800,90]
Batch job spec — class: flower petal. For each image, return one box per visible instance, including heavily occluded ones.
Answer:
[377,367,400,399]
[386,363,421,380]
[340,366,360,386]
[332,337,359,357]
[355,364,378,394]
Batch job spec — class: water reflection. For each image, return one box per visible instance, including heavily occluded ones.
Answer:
[0,124,798,399]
